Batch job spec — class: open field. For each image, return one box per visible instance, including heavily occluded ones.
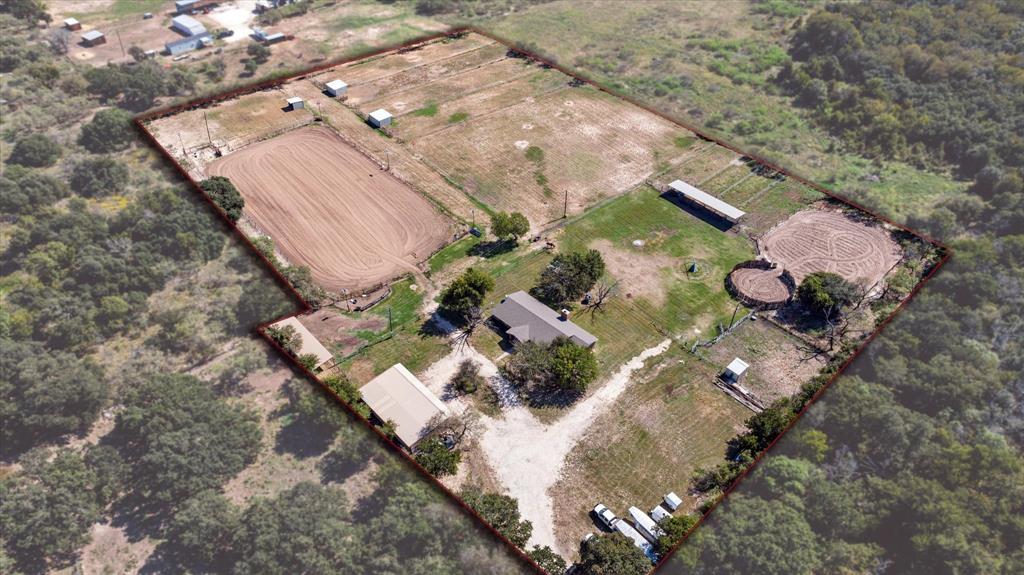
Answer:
[550,348,751,556]
[207,125,454,291]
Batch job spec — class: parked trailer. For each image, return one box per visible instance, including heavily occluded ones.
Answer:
[629,506,667,544]
[613,519,658,563]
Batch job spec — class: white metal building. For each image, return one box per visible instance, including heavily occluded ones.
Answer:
[724,357,750,382]
[325,79,348,97]
[650,505,673,523]
[629,506,667,544]
[663,492,683,512]
[286,97,304,111]
[268,317,334,372]
[368,108,393,128]
[359,364,449,448]
[172,14,207,37]
[80,30,105,46]
[668,179,746,224]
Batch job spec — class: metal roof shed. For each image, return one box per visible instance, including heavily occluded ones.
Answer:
[724,357,750,382]
[172,14,207,37]
[650,505,673,523]
[668,179,746,224]
[359,364,449,448]
[325,79,347,97]
[286,97,303,110]
[64,18,81,30]
[80,30,105,46]
[268,317,334,371]
[368,108,393,128]
[664,491,683,511]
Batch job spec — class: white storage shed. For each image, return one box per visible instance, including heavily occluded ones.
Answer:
[368,108,393,128]
[325,79,348,97]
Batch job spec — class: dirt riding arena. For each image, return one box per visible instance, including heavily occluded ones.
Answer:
[760,208,902,288]
[729,266,792,306]
[207,125,453,292]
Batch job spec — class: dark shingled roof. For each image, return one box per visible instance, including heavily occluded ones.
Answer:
[491,291,597,348]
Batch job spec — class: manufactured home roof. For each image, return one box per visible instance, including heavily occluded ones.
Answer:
[359,364,448,447]
[269,317,333,369]
[492,291,597,348]
[369,108,392,121]
[325,79,347,91]
[172,14,206,36]
[726,357,750,376]
[668,179,745,222]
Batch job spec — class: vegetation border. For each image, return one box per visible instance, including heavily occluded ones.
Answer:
[134,26,951,575]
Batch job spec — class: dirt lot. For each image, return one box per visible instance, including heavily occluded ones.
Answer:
[760,206,903,288]
[207,124,454,292]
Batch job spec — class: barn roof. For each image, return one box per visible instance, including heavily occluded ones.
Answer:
[668,179,745,223]
[269,316,333,369]
[492,291,597,348]
[325,79,347,90]
[360,364,448,447]
[81,30,104,41]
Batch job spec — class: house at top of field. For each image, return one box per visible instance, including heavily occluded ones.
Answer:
[614,518,658,562]
[63,18,81,31]
[629,506,667,544]
[368,108,393,128]
[172,14,207,37]
[663,491,683,511]
[286,97,304,111]
[650,505,673,523]
[324,79,348,97]
[80,30,105,47]
[269,317,335,373]
[723,357,749,383]
[668,179,745,224]
[165,32,213,56]
[491,291,598,349]
[359,363,449,448]
[175,0,198,13]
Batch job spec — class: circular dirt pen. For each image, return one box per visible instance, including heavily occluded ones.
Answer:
[729,267,791,306]
[760,210,902,287]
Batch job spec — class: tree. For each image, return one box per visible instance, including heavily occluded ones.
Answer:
[533,249,605,306]
[0,449,111,572]
[797,271,859,318]
[450,359,484,394]
[549,337,598,392]
[200,176,245,222]
[297,353,319,370]
[578,533,650,575]
[491,211,530,241]
[114,373,261,503]
[322,374,371,419]
[414,437,460,476]
[529,545,567,573]
[8,133,61,167]
[266,323,302,355]
[439,267,494,315]
[0,172,69,214]
[78,108,135,153]
[0,0,50,24]
[232,482,358,574]
[0,339,107,456]
[461,486,533,547]
[164,490,240,568]
[128,45,146,62]
[70,156,129,197]
[247,42,271,64]
[656,514,698,554]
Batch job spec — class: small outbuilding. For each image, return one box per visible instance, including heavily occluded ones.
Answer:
[368,108,393,128]
[172,14,207,37]
[175,0,198,14]
[268,317,335,372]
[80,30,105,47]
[165,32,212,56]
[359,363,449,448]
[723,357,749,383]
[63,18,81,31]
[650,505,673,523]
[663,492,683,512]
[324,79,348,97]
[285,97,304,111]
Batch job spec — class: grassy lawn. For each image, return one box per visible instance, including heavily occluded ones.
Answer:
[428,234,481,274]
[552,346,751,551]
[341,322,450,386]
[67,0,166,21]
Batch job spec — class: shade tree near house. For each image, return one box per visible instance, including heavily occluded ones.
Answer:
[532,249,605,306]
[460,486,534,548]
[439,267,495,317]
[491,211,530,242]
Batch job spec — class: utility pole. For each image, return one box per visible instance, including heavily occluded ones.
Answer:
[728,301,741,330]
[115,29,126,58]
[385,150,390,171]
[203,111,212,145]
[387,307,393,333]
[178,132,186,156]
[563,189,568,219]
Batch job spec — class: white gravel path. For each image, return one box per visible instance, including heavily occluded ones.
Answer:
[478,339,673,555]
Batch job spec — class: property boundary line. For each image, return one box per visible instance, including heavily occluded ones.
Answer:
[133,26,951,575]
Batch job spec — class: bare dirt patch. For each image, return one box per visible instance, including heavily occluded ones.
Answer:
[590,239,678,307]
[299,307,386,358]
[760,207,902,288]
[207,124,454,292]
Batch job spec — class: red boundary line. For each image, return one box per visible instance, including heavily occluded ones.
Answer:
[133,26,951,575]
